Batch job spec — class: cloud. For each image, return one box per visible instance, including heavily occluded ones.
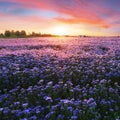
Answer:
[0,0,115,28]
[1,0,120,33]
[55,17,111,28]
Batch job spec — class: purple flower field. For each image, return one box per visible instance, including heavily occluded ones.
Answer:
[0,37,120,120]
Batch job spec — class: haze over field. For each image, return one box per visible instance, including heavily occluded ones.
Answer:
[0,37,120,57]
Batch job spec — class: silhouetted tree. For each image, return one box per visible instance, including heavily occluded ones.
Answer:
[15,31,20,37]
[10,30,17,37]
[11,30,15,36]
[31,32,36,37]
[0,33,4,38]
[30,32,41,37]
[20,30,26,37]
[1,30,55,38]
[5,30,11,37]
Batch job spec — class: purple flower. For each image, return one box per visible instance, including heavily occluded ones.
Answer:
[68,106,73,113]
[29,115,37,120]
[47,81,53,86]
[22,103,28,108]
[71,116,78,120]
[89,101,97,108]
[0,108,3,112]
[23,109,30,114]
[60,99,72,104]
[44,96,52,101]
[57,114,64,120]
[45,111,54,119]
[87,98,94,104]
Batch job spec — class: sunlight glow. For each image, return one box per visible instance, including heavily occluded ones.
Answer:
[52,26,67,35]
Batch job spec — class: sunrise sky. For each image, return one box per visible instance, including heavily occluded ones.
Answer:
[0,0,120,36]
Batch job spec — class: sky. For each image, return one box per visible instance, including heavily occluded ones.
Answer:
[0,0,120,36]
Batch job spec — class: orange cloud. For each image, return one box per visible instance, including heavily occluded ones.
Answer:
[1,0,118,27]
[55,17,111,28]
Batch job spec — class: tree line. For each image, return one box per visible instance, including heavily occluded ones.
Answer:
[0,30,55,38]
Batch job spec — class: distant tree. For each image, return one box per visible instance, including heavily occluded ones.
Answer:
[2,30,55,38]
[20,30,26,37]
[11,30,16,37]
[15,31,20,37]
[37,32,41,37]
[4,30,11,37]
[31,32,36,37]
[11,30,15,35]
[0,33,4,38]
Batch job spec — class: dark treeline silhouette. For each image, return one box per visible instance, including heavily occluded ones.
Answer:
[3,30,27,38]
[28,32,53,37]
[0,30,62,38]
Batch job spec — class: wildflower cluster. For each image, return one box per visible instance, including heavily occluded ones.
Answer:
[0,37,120,120]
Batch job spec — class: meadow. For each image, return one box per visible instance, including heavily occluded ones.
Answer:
[0,37,120,120]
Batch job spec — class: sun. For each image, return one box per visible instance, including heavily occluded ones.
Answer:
[52,26,67,36]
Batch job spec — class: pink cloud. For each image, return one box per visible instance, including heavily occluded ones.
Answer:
[1,0,120,29]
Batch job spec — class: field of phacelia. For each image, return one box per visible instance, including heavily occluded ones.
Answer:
[0,37,120,120]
